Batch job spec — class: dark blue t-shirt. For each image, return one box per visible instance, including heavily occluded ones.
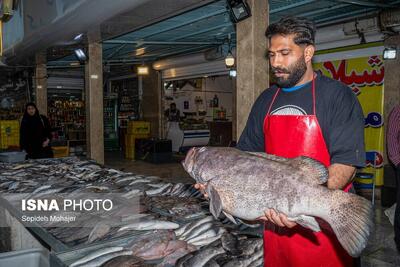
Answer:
[236,72,366,167]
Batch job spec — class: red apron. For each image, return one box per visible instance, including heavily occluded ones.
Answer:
[263,77,354,267]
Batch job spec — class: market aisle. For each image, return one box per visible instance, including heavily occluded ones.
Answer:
[105,151,192,184]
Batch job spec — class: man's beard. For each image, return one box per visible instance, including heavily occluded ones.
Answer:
[272,56,307,88]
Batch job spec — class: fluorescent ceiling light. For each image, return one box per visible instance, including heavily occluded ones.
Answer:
[383,47,397,60]
[137,65,149,75]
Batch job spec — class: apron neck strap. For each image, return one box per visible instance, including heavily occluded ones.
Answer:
[267,73,316,116]
[267,88,280,115]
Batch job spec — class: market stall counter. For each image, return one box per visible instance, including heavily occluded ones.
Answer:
[0,157,263,267]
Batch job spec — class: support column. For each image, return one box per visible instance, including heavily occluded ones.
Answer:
[383,36,400,164]
[142,68,161,138]
[35,52,47,116]
[235,0,269,139]
[85,42,104,164]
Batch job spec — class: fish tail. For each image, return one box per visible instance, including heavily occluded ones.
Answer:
[326,191,374,257]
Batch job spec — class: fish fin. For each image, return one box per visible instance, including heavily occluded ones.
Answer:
[326,191,374,257]
[223,211,237,224]
[207,185,222,219]
[247,152,290,163]
[290,156,328,185]
[289,215,321,232]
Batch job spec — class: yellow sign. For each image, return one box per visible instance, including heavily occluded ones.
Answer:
[314,55,385,185]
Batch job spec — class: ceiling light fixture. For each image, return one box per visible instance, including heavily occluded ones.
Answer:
[225,52,235,68]
[74,33,83,41]
[74,48,87,63]
[135,47,146,56]
[137,63,149,75]
[225,34,235,68]
[383,47,397,60]
[226,0,251,23]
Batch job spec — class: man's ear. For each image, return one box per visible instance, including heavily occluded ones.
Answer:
[304,45,315,63]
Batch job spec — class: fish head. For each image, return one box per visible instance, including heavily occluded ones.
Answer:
[182,147,199,175]
[182,147,209,183]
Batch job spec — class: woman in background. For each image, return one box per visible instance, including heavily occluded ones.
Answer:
[20,102,53,159]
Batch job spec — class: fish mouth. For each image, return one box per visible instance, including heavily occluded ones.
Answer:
[182,147,197,172]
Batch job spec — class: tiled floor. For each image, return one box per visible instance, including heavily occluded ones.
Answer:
[361,205,400,266]
[105,151,400,267]
[104,151,192,184]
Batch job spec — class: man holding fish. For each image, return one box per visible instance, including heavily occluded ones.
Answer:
[194,16,366,266]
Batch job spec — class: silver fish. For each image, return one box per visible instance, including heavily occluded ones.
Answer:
[121,213,151,222]
[75,250,133,267]
[181,222,214,241]
[129,179,152,185]
[204,260,220,267]
[101,255,146,267]
[116,176,138,184]
[118,220,179,231]
[70,247,124,267]
[145,183,172,196]
[222,249,263,267]
[183,147,374,257]
[179,216,214,238]
[175,222,191,237]
[121,189,142,199]
[190,229,226,247]
[248,257,264,267]
[175,252,194,267]
[183,246,225,267]
[157,245,196,267]
[186,227,225,244]
[87,222,111,243]
[238,239,263,256]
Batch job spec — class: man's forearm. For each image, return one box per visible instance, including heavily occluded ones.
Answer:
[327,163,356,190]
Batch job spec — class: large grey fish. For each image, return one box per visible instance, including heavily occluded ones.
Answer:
[183,147,374,257]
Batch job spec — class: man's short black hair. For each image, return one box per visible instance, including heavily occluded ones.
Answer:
[265,16,316,46]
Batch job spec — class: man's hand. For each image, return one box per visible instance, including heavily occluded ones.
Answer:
[194,183,208,198]
[42,138,50,148]
[327,163,355,190]
[258,209,297,228]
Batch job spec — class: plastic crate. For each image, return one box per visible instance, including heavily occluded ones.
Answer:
[0,120,20,149]
[127,121,150,135]
[0,248,49,267]
[52,146,69,158]
[124,134,150,160]
[0,151,27,163]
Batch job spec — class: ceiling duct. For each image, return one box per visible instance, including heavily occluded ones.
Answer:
[380,9,400,32]
[204,47,225,61]
[342,17,380,36]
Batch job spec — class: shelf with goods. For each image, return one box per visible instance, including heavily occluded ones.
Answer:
[104,96,119,151]
[0,108,24,121]
[48,100,86,154]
